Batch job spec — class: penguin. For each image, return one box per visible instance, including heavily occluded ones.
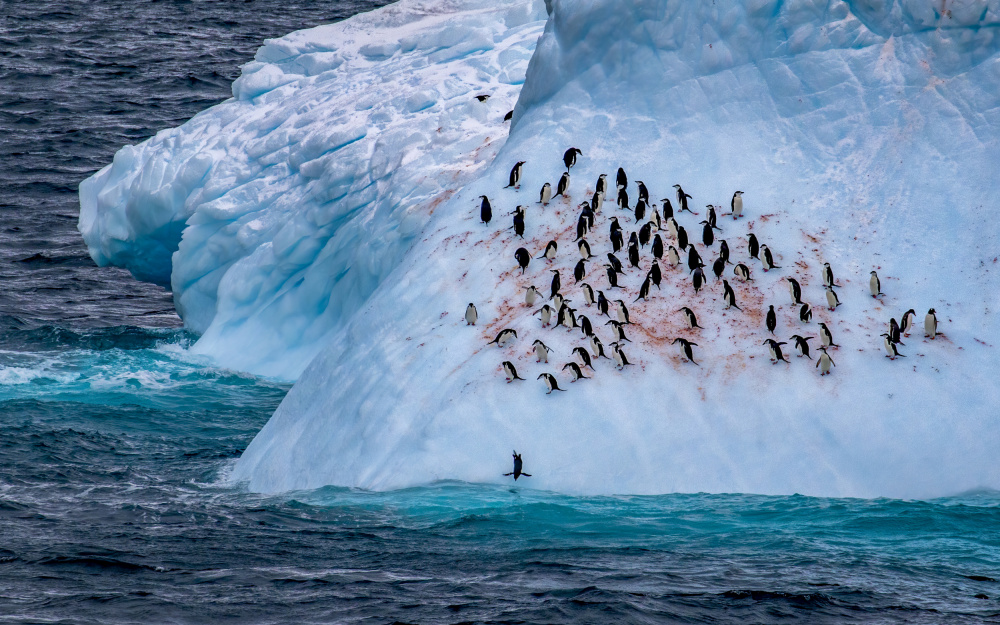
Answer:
[734,263,752,282]
[581,203,595,230]
[799,302,813,323]
[539,182,552,205]
[673,184,694,214]
[597,291,610,317]
[506,161,525,188]
[761,245,780,271]
[628,230,639,249]
[572,346,595,370]
[817,322,839,348]
[651,208,662,231]
[606,320,631,343]
[502,360,525,382]
[610,216,623,236]
[701,221,715,247]
[578,314,594,337]
[531,339,552,363]
[574,259,587,283]
[514,247,530,274]
[575,212,589,241]
[676,225,689,251]
[661,198,674,220]
[925,308,938,339]
[636,180,650,204]
[616,167,628,190]
[525,285,541,307]
[617,187,630,210]
[634,276,652,302]
[881,333,904,360]
[504,451,531,479]
[607,253,624,275]
[765,305,777,334]
[723,280,741,310]
[647,261,662,289]
[718,239,730,265]
[551,293,565,313]
[556,171,570,197]
[604,265,620,289]
[787,278,803,305]
[549,270,561,299]
[628,242,641,269]
[596,174,608,196]
[639,222,652,247]
[578,239,594,259]
[705,205,720,230]
[475,94,490,102]
[672,337,699,365]
[503,110,513,122]
[581,283,595,306]
[652,235,664,260]
[563,361,589,381]
[488,328,517,347]
[712,256,726,280]
[731,191,744,219]
[563,147,582,171]
[611,342,633,370]
[479,195,492,224]
[538,372,566,393]
[687,246,704,273]
[900,309,916,335]
[870,270,884,298]
[666,216,679,240]
[538,240,558,261]
[592,190,604,213]
[748,233,760,260]
[465,303,478,326]
[822,262,835,288]
[556,304,577,330]
[888,318,904,345]
[590,334,609,359]
[634,199,646,224]
[790,335,812,359]
[680,306,702,329]
[667,246,680,267]
[512,206,525,238]
[610,229,624,253]
[764,338,789,363]
[534,304,553,327]
[816,347,835,375]
[614,300,632,325]
[692,267,706,294]
[825,286,842,311]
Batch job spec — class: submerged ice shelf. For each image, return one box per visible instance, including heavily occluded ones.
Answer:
[81,0,1000,498]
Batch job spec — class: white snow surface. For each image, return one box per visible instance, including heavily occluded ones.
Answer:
[81,0,1000,498]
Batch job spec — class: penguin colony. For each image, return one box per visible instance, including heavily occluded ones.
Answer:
[471,149,945,397]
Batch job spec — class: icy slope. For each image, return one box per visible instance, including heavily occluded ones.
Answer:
[83,0,1000,497]
[80,0,548,377]
[231,0,1000,498]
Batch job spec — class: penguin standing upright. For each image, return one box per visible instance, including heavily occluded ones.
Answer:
[611,342,633,370]
[617,187,629,210]
[816,347,835,375]
[825,286,842,311]
[661,198,674,219]
[616,167,628,190]
[506,161,525,188]
[718,239,730,264]
[870,270,884,298]
[680,306,702,329]
[676,225,689,251]
[925,308,938,338]
[639,222,652,247]
[532,339,553,363]
[634,199,646,224]
[581,283,595,306]
[765,305,777,334]
[712,256,726,279]
[525,285,541,307]
[822,262,835,288]
[512,206,525,238]
[549,270,561,299]
[539,182,552,205]
[888,318,904,345]
[479,195,492,224]
[787,278,803,305]
[636,181,649,204]
[534,304,553,327]
[731,191,744,219]
[574,259,587,283]
[538,240,558,261]
[556,172,570,197]
[652,234,664,259]
[900,309,916,335]
[723,280,741,310]
[563,147,582,171]
[799,303,813,323]
[761,245,780,271]
[673,184,694,214]
[596,173,608,196]
[647,261,662,288]
[578,239,593,259]
[701,221,715,247]
[790,335,812,359]
[882,334,904,360]
[817,322,838,348]
[667,245,680,267]
[748,233,760,260]
[465,303,478,326]
[692,267,706,294]
[590,334,608,359]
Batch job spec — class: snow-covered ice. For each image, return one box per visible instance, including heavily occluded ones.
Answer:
[81,0,1000,498]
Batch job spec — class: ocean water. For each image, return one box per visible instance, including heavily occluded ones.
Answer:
[2,0,1000,622]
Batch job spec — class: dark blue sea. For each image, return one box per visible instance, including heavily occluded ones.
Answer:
[2,1,1000,622]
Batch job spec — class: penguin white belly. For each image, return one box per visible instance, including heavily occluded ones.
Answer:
[925,315,936,338]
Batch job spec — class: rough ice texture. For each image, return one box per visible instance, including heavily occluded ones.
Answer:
[82,0,1000,498]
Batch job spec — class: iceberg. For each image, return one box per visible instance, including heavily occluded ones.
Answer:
[81,0,1000,498]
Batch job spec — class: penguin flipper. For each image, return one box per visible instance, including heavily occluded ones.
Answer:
[503,472,514,476]
[521,473,531,477]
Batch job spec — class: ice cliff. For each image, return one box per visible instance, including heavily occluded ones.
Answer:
[81,0,1000,498]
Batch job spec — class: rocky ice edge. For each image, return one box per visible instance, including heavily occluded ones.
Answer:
[80,0,548,378]
[85,0,1000,497]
